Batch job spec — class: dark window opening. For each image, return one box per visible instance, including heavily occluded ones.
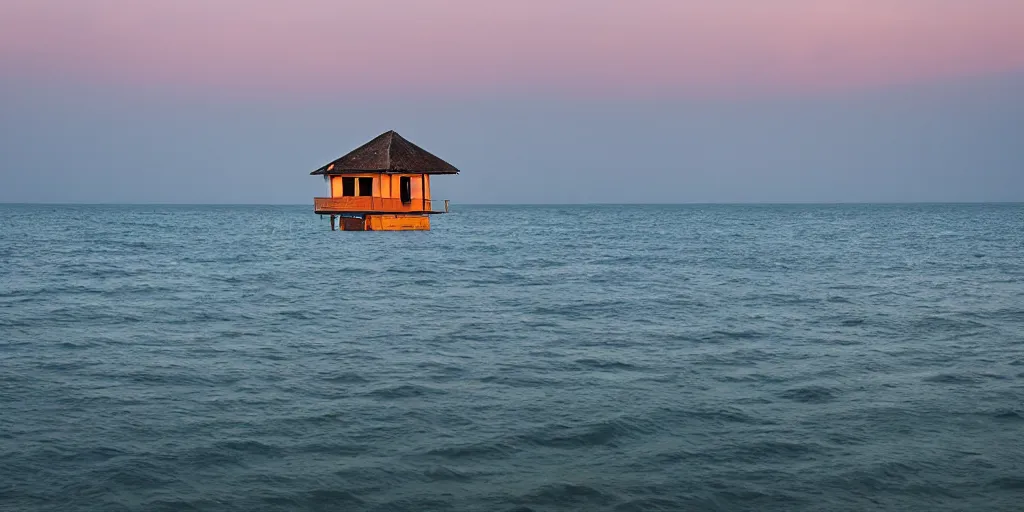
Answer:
[358,177,373,197]
[400,177,411,203]
[341,177,356,196]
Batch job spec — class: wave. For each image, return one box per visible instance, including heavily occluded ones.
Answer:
[304,489,365,506]
[364,384,444,399]
[422,465,473,482]
[478,374,558,388]
[321,372,370,384]
[922,373,986,385]
[613,497,693,511]
[778,386,839,403]
[425,441,519,460]
[513,483,617,508]
[574,358,640,371]
[987,409,1023,422]
[215,440,283,456]
[988,477,1024,490]
[699,440,825,464]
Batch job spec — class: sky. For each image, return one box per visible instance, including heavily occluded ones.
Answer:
[1,0,1023,203]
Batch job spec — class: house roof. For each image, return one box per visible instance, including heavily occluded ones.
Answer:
[310,131,461,175]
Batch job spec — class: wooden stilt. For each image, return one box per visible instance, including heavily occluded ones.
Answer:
[330,215,335,231]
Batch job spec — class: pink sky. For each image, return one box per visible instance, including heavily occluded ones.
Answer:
[3,0,1024,98]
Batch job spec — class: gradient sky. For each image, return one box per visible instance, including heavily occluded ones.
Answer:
[1,0,1022,203]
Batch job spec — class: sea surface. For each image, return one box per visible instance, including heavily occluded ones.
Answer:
[1,203,1023,511]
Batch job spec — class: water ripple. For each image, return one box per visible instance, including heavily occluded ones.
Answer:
[2,203,1024,511]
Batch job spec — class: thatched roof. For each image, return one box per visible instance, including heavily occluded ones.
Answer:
[310,130,461,175]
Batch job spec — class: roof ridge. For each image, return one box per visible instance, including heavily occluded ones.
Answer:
[385,130,394,170]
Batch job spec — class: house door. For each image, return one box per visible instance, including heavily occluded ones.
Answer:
[400,177,411,203]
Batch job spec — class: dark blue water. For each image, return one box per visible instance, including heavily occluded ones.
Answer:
[2,204,1023,511]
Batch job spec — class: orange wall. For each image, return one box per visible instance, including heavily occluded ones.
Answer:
[366,214,430,231]
[335,214,430,231]
[327,173,431,200]
[410,175,422,199]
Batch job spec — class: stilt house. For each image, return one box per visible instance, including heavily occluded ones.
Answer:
[311,131,459,231]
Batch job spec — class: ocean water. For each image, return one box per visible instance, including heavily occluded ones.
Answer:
[1,203,1023,512]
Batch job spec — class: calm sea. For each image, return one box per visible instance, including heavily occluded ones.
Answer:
[1,204,1023,511]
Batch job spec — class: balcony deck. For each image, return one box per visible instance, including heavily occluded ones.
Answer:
[314,197,449,215]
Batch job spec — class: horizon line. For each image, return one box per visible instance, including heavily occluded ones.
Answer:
[2,201,1022,207]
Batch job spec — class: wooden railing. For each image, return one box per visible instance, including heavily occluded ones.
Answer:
[314,197,449,214]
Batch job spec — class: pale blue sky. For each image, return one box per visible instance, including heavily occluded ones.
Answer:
[1,71,1022,204]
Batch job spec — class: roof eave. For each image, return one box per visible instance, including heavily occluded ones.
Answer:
[311,168,460,176]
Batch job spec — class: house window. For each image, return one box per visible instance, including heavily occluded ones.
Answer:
[400,177,411,203]
[341,177,356,196]
[358,177,373,197]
